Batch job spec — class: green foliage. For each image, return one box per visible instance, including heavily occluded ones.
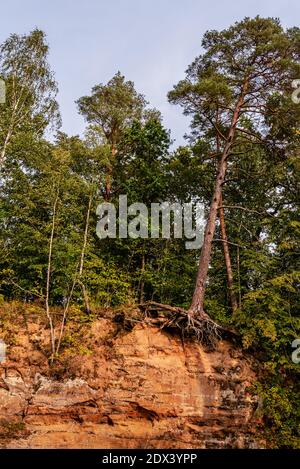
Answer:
[0,28,60,170]
[254,383,300,448]
[76,71,147,144]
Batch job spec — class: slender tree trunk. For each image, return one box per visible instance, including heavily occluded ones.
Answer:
[219,193,238,314]
[78,193,93,314]
[79,193,92,277]
[56,193,93,354]
[138,250,145,303]
[56,274,77,355]
[46,191,59,357]
[215,109,237,314]
[0,85,19,169]
[236,219,243,311]
[237,245,241,310]
[189,78,249,317]
[0,126,13,169]
[78,280,91,315]
[105,142,116,201]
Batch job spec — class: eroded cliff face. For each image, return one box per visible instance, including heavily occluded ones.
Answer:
[0,314,263,448]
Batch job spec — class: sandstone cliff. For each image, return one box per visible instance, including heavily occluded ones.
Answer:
[0,309,264,448]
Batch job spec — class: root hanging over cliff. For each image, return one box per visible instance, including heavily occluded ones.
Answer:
[137,301,236,347]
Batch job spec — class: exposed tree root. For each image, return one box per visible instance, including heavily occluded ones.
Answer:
[138,301,237,347]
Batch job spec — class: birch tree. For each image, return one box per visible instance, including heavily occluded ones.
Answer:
[0,29,60,170]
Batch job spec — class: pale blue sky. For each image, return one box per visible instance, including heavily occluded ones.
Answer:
[1,0,299,145]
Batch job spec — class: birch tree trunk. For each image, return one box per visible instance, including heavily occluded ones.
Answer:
[55,193,93,354]
[78,193,93,314]
[45,191,59,356]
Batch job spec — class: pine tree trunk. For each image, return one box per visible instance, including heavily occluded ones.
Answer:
[219,193,238,314]
[189,78,249,317]
[139,251,145,303]
[105,142,116,201]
